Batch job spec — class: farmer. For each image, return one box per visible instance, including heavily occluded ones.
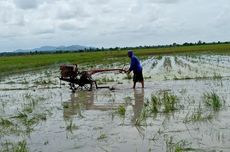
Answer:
[126,50,144,89]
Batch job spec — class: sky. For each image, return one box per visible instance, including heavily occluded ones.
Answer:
[0,0,230,52]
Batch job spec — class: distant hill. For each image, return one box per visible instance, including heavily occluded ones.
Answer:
[15,45,89,53]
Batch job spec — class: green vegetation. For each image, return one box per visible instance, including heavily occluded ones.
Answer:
[155,55,163,60]
[134,106,148,126]
[0,140,28,152]
[0,118,14,128]
[148,92,178,113]
[123,73,132,80]
[1,43,230,76]
[97,77,115,84]
[184,103,214,123]
[117,105,126,116]
[163,57,172,71]
[34,79,55,85]
[213,72,222,79]
[184,92,223,123]
[203,92,224,111]
[166,136,192,152]
[66,120,79,133]
[97,133,107,140]
[134,92,179,126]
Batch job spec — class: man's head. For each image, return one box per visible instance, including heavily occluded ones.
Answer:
[128,50,133,58]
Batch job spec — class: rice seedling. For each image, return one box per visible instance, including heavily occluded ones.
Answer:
[144,76,151,79]
[29,99,39,108]
[66,120,79,133]
[117,105,126,117]
[165,136,192,152]
[174,56,178,62]
[21,78,29,84]
[34,113,47,121]
[203,92,223,111]
[1,140,28,152]
[97,133,107,140]
[124,96,132,104]
[12,112,28,119]
[145,92,179,115]
[155,56,163,60]
[163,57,172,71]
[117,81,123,84]
[5,81,16,84]
[1,101,6,112]
[173,75,179,80]
[160,92,178,113]
[22,107,33,114]
[34,79,55,85]
[184,104,214,123]
[44,140,49,145]
[96,80,105,85]
[62,102,69,109]
[100,77,115,83]
[44,70,52,77]
[123,73,132,80]
[149,95,161,113]
[24,93,32,99]
[213,72,222,79]
[0,117,14,128]
[134,106,148,126]
[151,61,158,68]
[11,108,47,132]
[14,140,28,152]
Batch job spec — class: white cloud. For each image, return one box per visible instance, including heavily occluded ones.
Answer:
[14,0,40,9]
[0,0,230,51]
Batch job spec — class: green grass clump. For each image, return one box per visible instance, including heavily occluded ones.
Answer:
[166,136,192,152]
[1,140,28,152]
[117,105,126,116]
[150,92,178,113]
[0,118,14,128]
[12,112,28,119]
[150,95,160,113]
[184,104,213,123]
[203,92,223,111]
[162,92,178,113]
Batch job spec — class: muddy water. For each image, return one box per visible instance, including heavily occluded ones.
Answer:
[1,55,230,151]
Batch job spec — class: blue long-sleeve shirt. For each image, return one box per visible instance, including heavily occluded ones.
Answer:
[129,55,142,73]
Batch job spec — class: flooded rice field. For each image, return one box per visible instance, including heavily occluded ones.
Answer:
[1,55,230,151]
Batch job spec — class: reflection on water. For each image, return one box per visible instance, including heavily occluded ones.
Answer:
[131,89,144,125]
[62,89,146,123]
[63,91,93,119]
[63,90,121,119]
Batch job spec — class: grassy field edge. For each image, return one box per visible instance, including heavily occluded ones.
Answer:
[1,43,230,77]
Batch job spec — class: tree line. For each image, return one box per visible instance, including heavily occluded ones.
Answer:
[1,40,230,57]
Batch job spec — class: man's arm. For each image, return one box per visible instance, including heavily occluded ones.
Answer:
[128,57,136,73]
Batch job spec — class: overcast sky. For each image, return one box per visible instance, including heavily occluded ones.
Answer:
[0,0,230,52]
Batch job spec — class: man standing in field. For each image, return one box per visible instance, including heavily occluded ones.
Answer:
[127,50,144,89]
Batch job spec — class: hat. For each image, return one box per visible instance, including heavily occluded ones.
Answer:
[128,50,133,57]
